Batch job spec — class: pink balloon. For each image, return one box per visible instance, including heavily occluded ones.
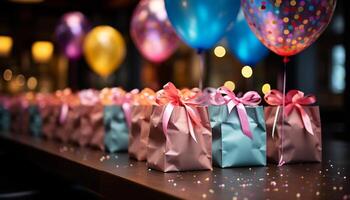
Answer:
[130,0,179,63]
[241,0,336,57]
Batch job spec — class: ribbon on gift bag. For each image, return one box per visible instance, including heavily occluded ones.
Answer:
[156,82,203,143]
[57,89,80,124]
[265,89,316,137]
[195,87,226,106]
[218,87,261,139]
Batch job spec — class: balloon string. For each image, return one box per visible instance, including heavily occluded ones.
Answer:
[198,49,205,90]
[279,56,289,167]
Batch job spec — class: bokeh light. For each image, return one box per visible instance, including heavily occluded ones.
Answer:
[241,65,253,78]
[0,36,13,56]
[16,74,25,86]
[224,81,235,91]
[214,46,226,58]
[27,76,38,90]
[3,69,13,81]
[32,41,54,63]
[262,83,271,95]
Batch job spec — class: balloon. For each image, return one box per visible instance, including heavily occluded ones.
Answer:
[83,26,126,77]
[55,12,90,60]
[164,0,240,50]
[227,9,269,65]
[241,0,337,57]
[131,0,179,63]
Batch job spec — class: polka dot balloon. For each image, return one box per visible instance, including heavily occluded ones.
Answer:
[241,0,337,57]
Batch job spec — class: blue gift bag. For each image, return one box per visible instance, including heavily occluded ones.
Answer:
[28,105,42,137]
[209,105,266,167]
[104,105,129,152]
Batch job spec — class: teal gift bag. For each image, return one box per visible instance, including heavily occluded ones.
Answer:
[104,105,129,152]
[0,106,10,133]
[209,105,266,168]
[28,105,42,137]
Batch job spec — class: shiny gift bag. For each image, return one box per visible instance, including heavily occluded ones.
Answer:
[39,104,60,139]
[90,88,138,152]
[210,106,267,167]
[147,83,212,172]
[0,100,11,133]
[206,88,266,168]
[129,88,156,161]
[56,104,81,143]
[55,90,81,143]
[100,105,129,152]
[28,105,42,137]
[265,90,322,165]
[129,105,153,161]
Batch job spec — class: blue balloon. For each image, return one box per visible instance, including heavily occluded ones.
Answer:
[227,10,269,65]
[165,0,240,50]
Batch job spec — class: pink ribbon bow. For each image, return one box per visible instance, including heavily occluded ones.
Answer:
[265,89,316,135]
[195,87,226,106]
[109,88,139,128]
[79,89,100,106]
[156,82,203,143]
[218,87,261,139]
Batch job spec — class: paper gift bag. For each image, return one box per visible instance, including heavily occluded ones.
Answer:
[40,104,60,139]
[88,88,138,152]
[265,90,322,165]
[56,104,81,143]
[205,88,266,168]
[147,83,212,172]
[210,105,267,167]
[55,90,81,143]
[35,93,61,139]
[77,105,104,147]
[28,105,42,137]
[0,98,11,133]
[129,88,156,161]
[129,105,153,161]
[99,105,129,152]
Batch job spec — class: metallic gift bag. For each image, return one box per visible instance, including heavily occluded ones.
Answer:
[76,104,104,147]
[209,105,267,168]
[55,104,81,143]
[28,105,42,137]
[265,106,322,164]
[129,105,153,161]
[102,105,129,152]
[0,105,10,133]
[147,105,212,172]
[39,104,60,140]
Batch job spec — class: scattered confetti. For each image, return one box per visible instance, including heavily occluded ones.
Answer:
[270,181,277,186]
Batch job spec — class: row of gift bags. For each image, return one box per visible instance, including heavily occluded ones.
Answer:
[0,83,322,172]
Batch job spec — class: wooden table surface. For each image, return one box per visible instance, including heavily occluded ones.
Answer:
[1,133,350,200]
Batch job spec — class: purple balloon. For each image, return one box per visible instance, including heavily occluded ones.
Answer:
[130,0,179,63]
[55,12,90,60]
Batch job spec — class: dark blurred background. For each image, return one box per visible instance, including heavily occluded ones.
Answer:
[0,0,348,133]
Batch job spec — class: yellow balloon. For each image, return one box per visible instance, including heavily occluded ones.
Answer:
[84,26,126,77]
